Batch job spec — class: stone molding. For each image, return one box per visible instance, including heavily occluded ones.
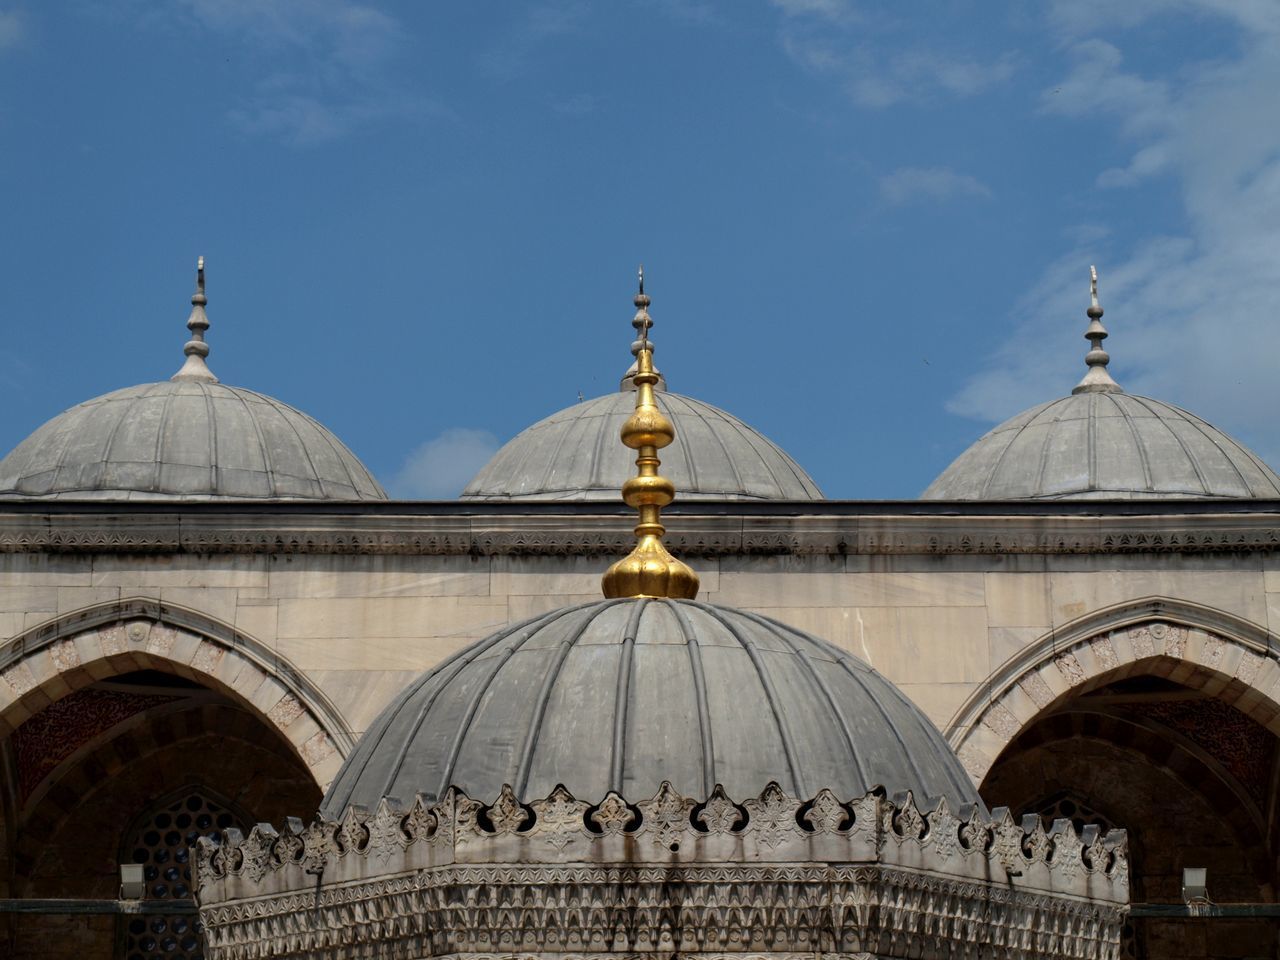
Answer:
[949,598,1280,783]
[0,598,353,784]
[196,782,1128,960]
[1,504,1279,556]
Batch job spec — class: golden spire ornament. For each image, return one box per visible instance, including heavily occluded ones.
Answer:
[602,268,700,600]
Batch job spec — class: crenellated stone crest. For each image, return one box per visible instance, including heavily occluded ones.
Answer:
[196,781,1129,960]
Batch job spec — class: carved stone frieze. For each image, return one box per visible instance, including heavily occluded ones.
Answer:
[3,503,1278,557]
[196,781,1128,960]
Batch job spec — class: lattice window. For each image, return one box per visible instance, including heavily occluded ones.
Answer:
[119,789,245,960]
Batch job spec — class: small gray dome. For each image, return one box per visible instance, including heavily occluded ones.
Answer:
[462,392,822,501]
[923,392,1280,500]
[322,598,978,817]
[0,380,386,501]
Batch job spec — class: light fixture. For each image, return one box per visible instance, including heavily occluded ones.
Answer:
[1182,866,1207,904]
[120,863,145,900]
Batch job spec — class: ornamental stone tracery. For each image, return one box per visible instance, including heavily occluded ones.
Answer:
[196,781,1129,960]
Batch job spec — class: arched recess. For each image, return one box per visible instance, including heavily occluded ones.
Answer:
[0,597,353,789]
[948,596,1280,785]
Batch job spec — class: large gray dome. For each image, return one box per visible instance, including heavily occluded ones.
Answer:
[923,392,1280,501]
[322,598,978,817]
[0,380,387,501]
[462,391,822,501]
[926,267,1280,501]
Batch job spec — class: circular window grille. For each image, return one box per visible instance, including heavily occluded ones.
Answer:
[119,790,244,960]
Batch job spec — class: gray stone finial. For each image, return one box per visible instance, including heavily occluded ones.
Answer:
[172,256,219,383]
[1072,264,1121,395]
[621,264,667,392]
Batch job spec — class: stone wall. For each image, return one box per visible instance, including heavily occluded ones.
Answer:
[1,537,1274,762]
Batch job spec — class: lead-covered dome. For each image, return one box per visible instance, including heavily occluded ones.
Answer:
[465,283,820,502]
[0,260,386,501]
[923,392,1280,500]
[924,267,1280,501]
[0,381,386,501]
[463,390,822,501]
[322,597,980,817]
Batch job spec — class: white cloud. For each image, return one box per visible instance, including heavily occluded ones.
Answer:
[478,1,586,81]
[950,6,1280,465]
[647,0,721,25]
[142,0,416,144]
[1039,40,1171,142]
[774,8,1017,108]
[552,92,599,117]
[0,9,23,50]
[1048,0,1280,38]
[770,0,855,21]
[879,166,991,205]
[389,429,501,499]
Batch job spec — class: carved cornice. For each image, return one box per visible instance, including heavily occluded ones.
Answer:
[196,782,1128,960]
[1,501,1279,557]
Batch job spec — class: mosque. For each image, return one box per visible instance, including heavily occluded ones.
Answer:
[0,260,1276,959]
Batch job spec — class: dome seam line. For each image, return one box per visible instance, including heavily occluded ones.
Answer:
[311,410,371,498]
[229,386,278,498]
[271,397,328,499]
[1127,394,1212,494]
[872,658,979,806]
[718,406,788,498]
[530,409,578,500]
[514,600,625,797]
[670,601,716,798]
[694,602,807,798]
[695,402,746,496]
[610,599,647,795]
[366,633,504,807]
[977,401,1054,499]
[734,608,868,789]
[668,396,703,493]
[151,385,179,494]
[1150,396,1249,495]
[201,384,219,494]
[434,603,599,799]
[833,654,932,794]
[362,604,588,809]
[1109,394,1154,493]
[84,397,132,492]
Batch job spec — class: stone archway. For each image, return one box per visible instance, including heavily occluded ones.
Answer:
[0,597,353,790]
[948,597,1280,784]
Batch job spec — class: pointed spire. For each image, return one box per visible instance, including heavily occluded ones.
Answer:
[1072,265,1121,395]
[171,256,219,383]
[602,270,699,600]
[620,265,667,392]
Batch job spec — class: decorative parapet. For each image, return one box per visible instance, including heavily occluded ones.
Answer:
[196,782,1128,960]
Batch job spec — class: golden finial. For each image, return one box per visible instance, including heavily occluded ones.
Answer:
[602,270,699,600]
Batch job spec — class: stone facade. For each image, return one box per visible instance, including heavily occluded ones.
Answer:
[2,503,1277,763]
[3,499,1279,958]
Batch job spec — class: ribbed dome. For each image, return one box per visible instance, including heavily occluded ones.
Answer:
[927,267,1280,501]
[0,380,386,501]
[322,598,978,817]
[462,392,822,501]
[923,392,1280,500]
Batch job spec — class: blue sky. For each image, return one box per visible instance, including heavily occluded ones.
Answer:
[1,1,1277,498]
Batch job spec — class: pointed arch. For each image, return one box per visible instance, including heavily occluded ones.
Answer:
[0,597,353,789]
[947,596,1280,784]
